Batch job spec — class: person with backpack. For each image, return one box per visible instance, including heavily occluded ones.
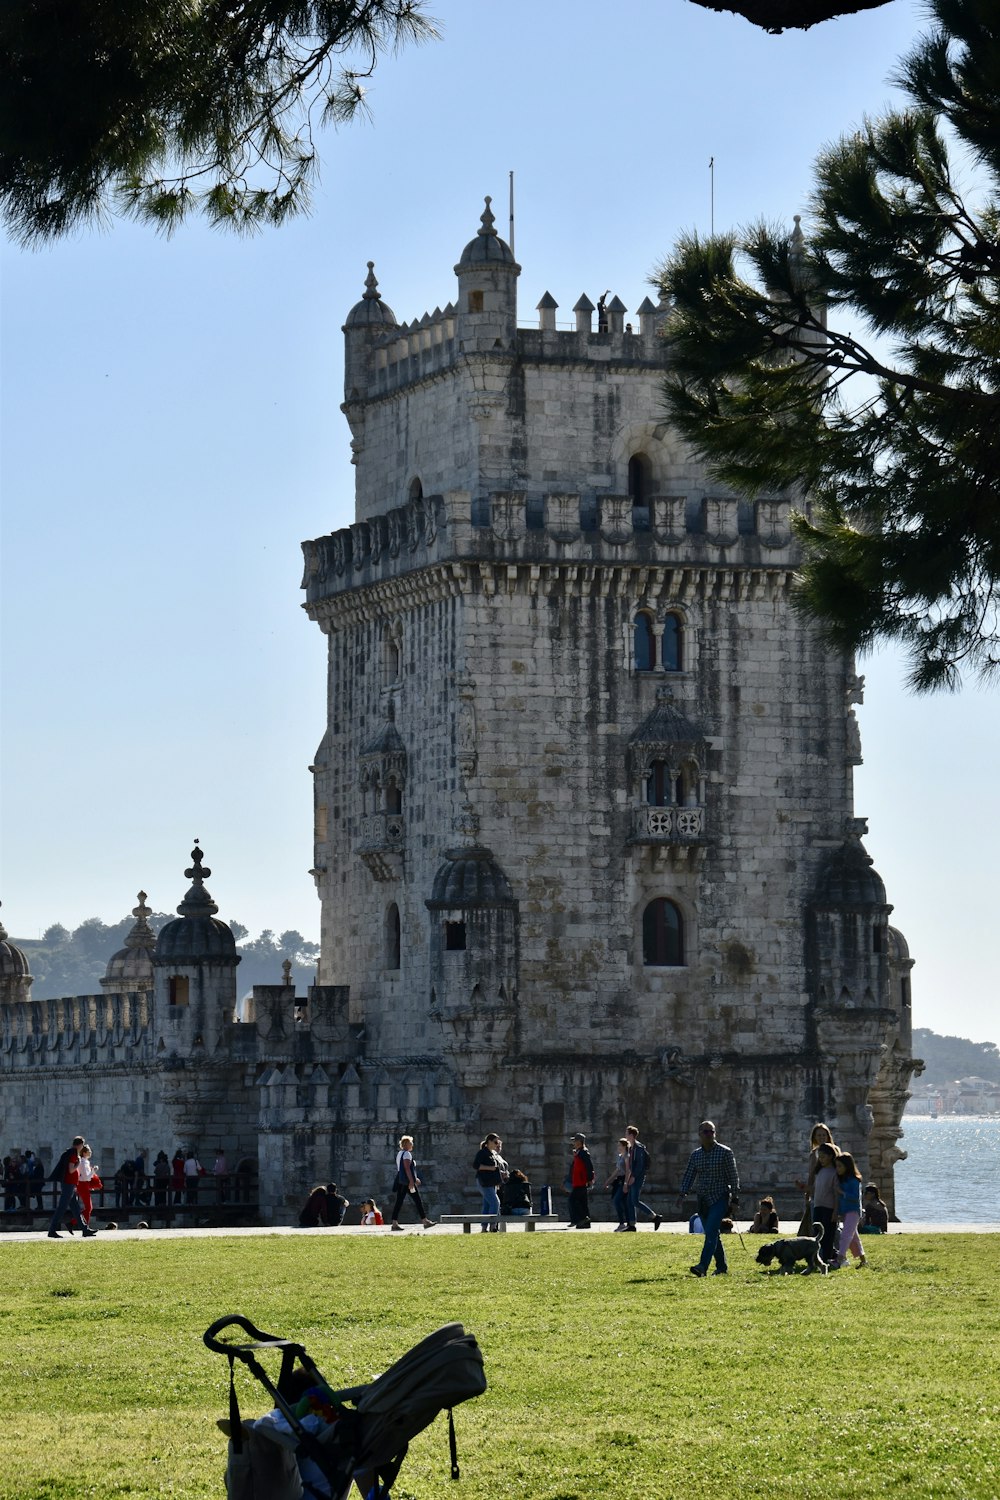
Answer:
[566,1133,595,1228]
[622,1124,662,1231]
[389,1134,434,1231]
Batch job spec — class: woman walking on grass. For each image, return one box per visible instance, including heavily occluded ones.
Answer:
[390,1134,434,1231]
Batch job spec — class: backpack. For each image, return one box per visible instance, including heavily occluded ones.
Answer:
[48,1148,72,1184]
[315,1322,487,1494]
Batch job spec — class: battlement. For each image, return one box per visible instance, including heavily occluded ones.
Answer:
[0,990,153,1071]
[347,293,667,404]
[302,489,797,607]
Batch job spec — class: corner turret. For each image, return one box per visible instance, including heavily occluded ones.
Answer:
[454,197,520,354]
[343,261,397,403]
[154,841,240,1051]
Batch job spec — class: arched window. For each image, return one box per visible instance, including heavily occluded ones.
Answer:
[642,899,684,967]
[634,611,656,672]
[628,454,652,531]
[661,613,682,672]
[646,761,670,807]
[386,904,401,970]
[408,477,423,502]
[385,782,402,815]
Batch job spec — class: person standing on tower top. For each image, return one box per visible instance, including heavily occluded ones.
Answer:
[677,1120,739,1276]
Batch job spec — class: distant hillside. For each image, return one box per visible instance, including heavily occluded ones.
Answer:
[913,1028,1000,1086]
[13,916,319,1000]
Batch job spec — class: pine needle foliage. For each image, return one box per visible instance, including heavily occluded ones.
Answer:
[0,1,436,243]
[658,0,1000,691]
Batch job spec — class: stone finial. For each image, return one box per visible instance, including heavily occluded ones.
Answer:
[177,839,220,918]
[363,261,380,300]
[281,958,293,987]
[478,196,497,239]
[0,901,7,944]
[122,891,156,950]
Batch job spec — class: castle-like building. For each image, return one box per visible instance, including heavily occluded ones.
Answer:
[0,202,920,1219]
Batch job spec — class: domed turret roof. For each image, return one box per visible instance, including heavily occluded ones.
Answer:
[427,845,515,908]
[456,197,515,269]
[814,835,888,909]
[102,891,157,991]
[344,262,397,329]
[154,843,240,965]
[630,690,705,753]
[0,903,31,982]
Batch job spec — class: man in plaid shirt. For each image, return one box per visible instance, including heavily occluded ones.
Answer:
[677,1120,739,1277]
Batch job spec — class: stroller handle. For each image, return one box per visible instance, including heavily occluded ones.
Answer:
[203,1314,294,1354]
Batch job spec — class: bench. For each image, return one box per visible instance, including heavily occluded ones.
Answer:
[439,1213,560,1233]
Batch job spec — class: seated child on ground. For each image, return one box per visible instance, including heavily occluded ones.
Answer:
[748,1195,780,1234]
[861,1183,889,1233]
[360,1199,384,1226]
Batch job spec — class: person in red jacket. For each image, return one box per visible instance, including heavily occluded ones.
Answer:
[567,1133,595,1228]
[47,1135,98,1238]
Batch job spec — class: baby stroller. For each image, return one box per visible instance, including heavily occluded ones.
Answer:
[204,1315,487,1500]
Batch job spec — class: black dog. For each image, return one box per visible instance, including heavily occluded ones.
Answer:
[756,1222,827,1275]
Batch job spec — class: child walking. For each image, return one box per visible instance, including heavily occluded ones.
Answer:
[833,1151,867,1269]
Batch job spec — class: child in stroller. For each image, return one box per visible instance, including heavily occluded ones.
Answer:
[205,1315,486,1500]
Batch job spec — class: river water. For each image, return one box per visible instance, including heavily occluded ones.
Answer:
[895,1115,1000,1222]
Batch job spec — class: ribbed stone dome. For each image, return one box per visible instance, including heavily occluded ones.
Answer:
[103,892,157,990]
[427,845,515,908]
[344,262,397,328]
[0,905,30,982]
[153,843,239,965]
[814,838,887,908]
[456,197,515,269]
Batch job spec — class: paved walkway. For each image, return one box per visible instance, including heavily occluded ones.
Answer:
[3,1218,998,1242]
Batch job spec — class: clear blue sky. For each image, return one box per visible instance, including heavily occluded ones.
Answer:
[2,0,997,1043]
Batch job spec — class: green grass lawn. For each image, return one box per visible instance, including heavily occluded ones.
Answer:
[1,1231,997,1499]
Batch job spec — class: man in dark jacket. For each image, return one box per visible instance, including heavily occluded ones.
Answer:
[48,1135,98,1238]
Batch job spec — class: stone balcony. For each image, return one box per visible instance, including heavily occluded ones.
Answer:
[356,813,404,882]
[630,805,707,867]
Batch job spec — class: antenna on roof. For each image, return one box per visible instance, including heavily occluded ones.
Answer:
[709,156,715,236]
[509,170,515,258]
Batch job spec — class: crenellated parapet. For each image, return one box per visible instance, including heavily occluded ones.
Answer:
[0,990,154,1071]
[302,490,796,611]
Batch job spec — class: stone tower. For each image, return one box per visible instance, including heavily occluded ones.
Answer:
[301,200,920,1212]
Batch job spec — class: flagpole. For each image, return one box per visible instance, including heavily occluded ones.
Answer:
[709,157,715,236]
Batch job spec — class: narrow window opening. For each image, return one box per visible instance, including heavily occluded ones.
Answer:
[646,761,669,807]
[628,454,652,530]
[168,976,190,1007]
[386,904,401,970]
[642,899,684,967]
[385,783,402,815]
[634,612,656,671]
[468,289,484,313]
[662,613,682,672]
[445,920,467,952]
